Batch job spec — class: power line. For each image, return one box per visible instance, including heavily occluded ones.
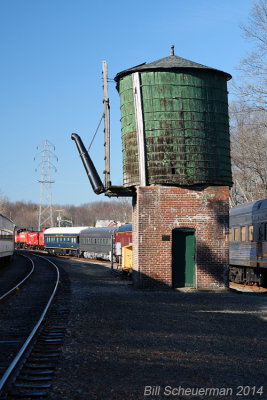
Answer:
[34,140,58,231]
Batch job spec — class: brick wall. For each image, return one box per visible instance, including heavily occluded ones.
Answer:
[132,185,229,290]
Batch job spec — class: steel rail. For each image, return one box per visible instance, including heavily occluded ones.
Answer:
[0,253,35,301]
[0,254,60,392]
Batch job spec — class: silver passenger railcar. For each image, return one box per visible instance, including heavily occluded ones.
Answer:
[0,213,15,263]
[79,226,117,261]
[229,199,267,285]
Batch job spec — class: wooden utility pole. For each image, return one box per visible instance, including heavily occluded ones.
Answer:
[102,61,110,188]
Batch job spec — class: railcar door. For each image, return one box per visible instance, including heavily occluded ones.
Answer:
[172,228,195,288]
[257,224,264,262]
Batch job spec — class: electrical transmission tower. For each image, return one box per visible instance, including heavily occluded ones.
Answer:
[35,140,58,231]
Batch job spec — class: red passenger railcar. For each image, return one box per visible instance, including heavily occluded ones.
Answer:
[114,224,132,262]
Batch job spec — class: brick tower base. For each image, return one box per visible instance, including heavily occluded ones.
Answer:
[132,186,229,290]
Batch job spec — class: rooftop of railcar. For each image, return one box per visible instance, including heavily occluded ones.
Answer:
[80,226,118,235]
[44,227,89,235]
[230,199,267,217]
[0,213,15,229]
[116,223,132,232]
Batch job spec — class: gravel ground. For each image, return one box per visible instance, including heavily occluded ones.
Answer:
[49,258,267,400]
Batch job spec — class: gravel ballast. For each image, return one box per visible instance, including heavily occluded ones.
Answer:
[49,258,267,400]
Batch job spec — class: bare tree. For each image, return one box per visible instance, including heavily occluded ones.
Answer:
[229,0,267,206]
[0,190,10,216]
[230,101,267,205]
[0,189,4,214]
[235,0,267,111]
[4,198,132,229]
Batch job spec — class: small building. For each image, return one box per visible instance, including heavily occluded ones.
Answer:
[95,220,117,228]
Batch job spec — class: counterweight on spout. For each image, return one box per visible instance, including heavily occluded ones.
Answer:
[71,133,105,195]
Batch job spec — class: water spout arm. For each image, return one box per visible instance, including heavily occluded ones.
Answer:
[71,133,105,195]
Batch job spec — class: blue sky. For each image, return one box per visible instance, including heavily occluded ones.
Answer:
[0,0,254,206]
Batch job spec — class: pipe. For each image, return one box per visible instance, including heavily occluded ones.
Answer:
[71,133,105,194]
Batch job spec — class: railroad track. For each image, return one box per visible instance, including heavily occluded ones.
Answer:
[0,254,34,302]
[0,253,69,399]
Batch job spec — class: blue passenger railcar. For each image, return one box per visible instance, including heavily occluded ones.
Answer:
[229,199,267,285]
[44,227,87,256]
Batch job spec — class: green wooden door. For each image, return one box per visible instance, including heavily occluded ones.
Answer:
[172,229,195,288]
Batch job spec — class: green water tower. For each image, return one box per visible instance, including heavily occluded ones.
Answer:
[114,46,232,188]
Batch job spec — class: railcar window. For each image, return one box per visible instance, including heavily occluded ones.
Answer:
[234,228,239,241]
[259,226,263,241]
[249,225,253,241]
[229,229,232,242]
[241,226,246,242]
[0,229,13,240]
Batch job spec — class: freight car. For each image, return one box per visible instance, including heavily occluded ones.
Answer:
[0,213,15,263]
[229,199,267,286]
[44,227,88,256]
